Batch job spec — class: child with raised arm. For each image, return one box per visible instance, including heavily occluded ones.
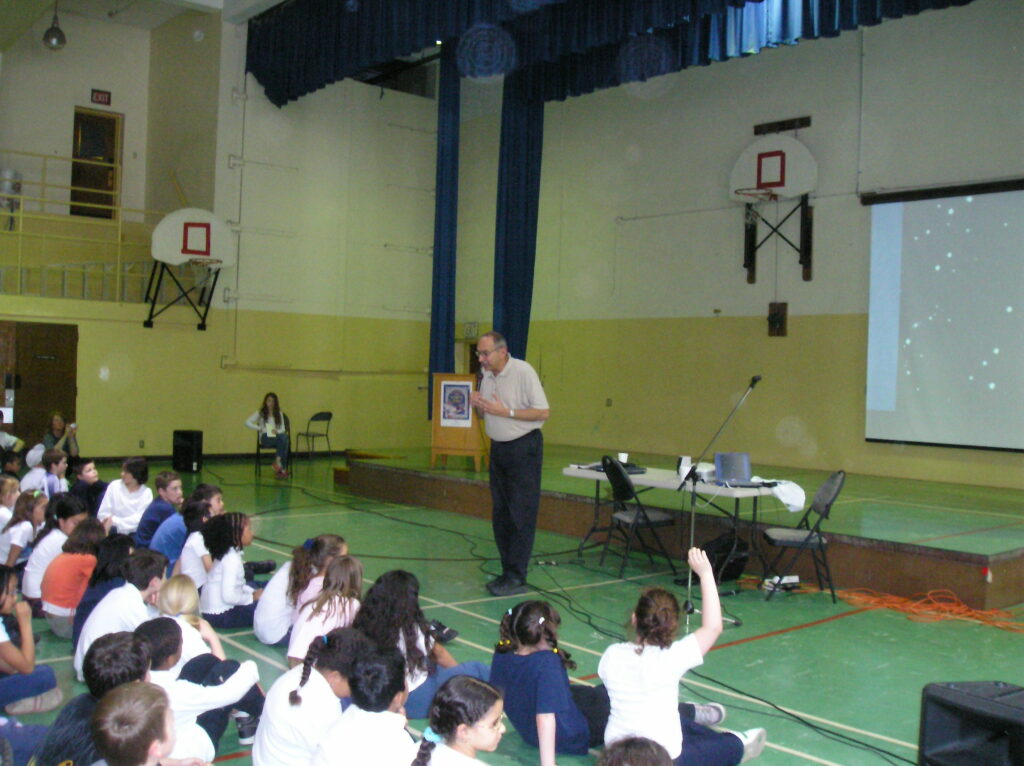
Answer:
[599,548,766,765]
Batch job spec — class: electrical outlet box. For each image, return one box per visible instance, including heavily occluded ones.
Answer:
[606,398,612,407]
[139,440,145,449]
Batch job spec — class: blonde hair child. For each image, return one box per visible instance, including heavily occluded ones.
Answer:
[158,574,226,674]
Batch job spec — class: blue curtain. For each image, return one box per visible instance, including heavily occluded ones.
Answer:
[492,68,545,361]
[427,42,461,418]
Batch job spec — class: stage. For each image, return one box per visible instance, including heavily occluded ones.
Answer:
[345,445,1024,610]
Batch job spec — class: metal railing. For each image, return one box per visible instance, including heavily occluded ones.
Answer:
[0,147,198,303]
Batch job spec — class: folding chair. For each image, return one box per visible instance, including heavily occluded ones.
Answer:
[599,455,677,578]
[762,469,845,603]
[296,411,333,459]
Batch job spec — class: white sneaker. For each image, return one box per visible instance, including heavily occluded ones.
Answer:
[692,702,727,727]
[737,727,767,762]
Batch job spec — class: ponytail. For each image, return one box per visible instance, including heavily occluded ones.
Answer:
[289,636,323,706]
[411,740,435,766]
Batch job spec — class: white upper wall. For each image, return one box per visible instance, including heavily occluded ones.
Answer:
[214,21,438,320]
[0,12,150,212]
[456,0,1023,324]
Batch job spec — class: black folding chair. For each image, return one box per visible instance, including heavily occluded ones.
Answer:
[762,470,845,603]
[599,455,677,578]
[296,411,333,459]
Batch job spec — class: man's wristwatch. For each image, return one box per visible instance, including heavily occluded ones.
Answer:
[509,409,516,419]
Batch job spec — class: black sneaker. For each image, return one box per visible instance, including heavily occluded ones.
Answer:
[236,714,259,745]
[429,619,459,644]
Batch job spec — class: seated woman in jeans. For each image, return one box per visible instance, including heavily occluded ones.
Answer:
[246,392,290,479]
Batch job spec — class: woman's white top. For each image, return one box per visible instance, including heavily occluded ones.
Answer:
[252,663,343,766]
[598,634,705,760]
[245,412,287,437]
[96,479,153,534]
[287,596,359,661]
[179,531,210,589]
[201,547,253,615]
[0,519,36,564]
[22,528,68,599]
[253,561,293,644]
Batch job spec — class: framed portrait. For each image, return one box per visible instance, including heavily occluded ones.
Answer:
[440,381,472,428]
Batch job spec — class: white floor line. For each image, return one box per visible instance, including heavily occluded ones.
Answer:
[219,633,288,671]
[762,741,846,765]
[250,540,293,556]
[44,654,73,663]
[255,509,361,523]
[684,677,918,751]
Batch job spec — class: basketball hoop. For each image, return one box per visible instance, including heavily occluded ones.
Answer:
[188,257,223,271]
[733,187,779,203]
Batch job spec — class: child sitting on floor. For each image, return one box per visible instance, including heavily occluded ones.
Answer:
[157,575,227,677]
[412,675,506,766]
[135,617,263,761]
[310,646,419,766]
[31,631,152,766]
[23,493,88,615]
[252,627,372,766]
[72,533,133,649]
[253,534,346,647]
[0,491,46,568]
[40,516,106,638]
[135,471,183,548]
[287,554,362,665]
[0,564,61,716]
[97,457,153,536]
[90,681,209,766]
[199,513,262,629]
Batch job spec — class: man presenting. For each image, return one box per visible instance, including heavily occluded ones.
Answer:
[471,331,550,597]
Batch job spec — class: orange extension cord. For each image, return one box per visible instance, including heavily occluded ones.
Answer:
[731,576,1024,632]
[838,588,1024,633]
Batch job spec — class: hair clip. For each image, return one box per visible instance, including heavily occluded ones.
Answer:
[552,647,559,653]
[538,616,545,625]
[506,608,513,616]
[423,726,443,744]
[322,635,329,645]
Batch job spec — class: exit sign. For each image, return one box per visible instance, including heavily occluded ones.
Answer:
[91,89,111,106]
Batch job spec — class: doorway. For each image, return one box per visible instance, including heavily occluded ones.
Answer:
[71,107,121,219]
[0,321,78,448]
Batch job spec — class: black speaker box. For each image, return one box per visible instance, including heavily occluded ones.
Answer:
[172,430,203,473]
[703,531,749,583]
[919,681,1024,766]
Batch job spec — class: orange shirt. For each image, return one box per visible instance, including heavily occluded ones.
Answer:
[40,552,97,610]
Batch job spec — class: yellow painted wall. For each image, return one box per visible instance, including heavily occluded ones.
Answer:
[527,315,1022,489]
[2,295,429,458]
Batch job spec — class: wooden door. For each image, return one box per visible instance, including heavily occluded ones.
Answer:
[12,322,78,447]
[0,322,15,438]
[71,108,121,219]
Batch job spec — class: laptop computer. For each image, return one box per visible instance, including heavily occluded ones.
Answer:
[714,452,763,488]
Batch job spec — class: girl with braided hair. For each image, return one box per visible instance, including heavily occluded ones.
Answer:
[286,554,362,665]
[598,548,767,765]
[489,600,602,766]
[412,675,506,765]
[251,627,371,766]
[200,512,262,628]
[351,569,489,719]
[254,533,347,646]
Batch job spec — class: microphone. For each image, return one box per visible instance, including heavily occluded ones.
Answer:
[750,375,762,388]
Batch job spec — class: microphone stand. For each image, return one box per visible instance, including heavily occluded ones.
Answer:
[677,375,762,630]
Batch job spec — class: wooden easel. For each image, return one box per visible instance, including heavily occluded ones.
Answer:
[430,373,489,472]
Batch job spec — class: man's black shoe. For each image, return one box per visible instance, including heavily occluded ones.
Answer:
[487,578,528,597]
[245,560,277,577]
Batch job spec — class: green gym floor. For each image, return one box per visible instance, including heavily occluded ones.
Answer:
[24,454,1024,766]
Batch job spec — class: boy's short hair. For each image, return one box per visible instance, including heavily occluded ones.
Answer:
[71,457,95,476]
[1,449,21,469]
[83,632,152,698]
[153,471,180,493]
[42,448,67,471]
[134,618,182,670]
[91,681,170,766]
[123,549,168,591]
[598,736,673,766]
[122,457,148,486]
[348,647,406,713]
[188,483,222,504]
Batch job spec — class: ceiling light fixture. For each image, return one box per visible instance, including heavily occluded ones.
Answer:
[42,1,67,51]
